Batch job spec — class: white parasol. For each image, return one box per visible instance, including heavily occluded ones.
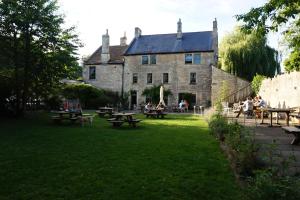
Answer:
[159,85,166,106]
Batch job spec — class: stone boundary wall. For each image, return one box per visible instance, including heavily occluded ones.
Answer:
[211,67,251,104]
[259,71,300,108]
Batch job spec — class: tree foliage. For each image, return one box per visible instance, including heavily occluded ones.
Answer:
[219,27,280,81]
[251,74,266,95]
[142,85,172,104]
[236,0,300,72]
[62,84,120,109]
[0,0,81,116]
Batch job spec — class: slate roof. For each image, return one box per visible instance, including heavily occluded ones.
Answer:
[84,45,128,65]
[124,31,214,55]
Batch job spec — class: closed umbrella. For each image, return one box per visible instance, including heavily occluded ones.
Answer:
[159,86,166,106]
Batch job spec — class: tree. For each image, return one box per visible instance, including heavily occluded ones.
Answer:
[251,74,266,95]
[0,0,81,116]
[142,85,172,104]
[236,0,300,72]
[219,27,280,81]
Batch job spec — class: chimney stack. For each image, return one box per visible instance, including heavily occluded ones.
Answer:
[101,29,110,63]
[177,18,182,39]
[120,32,127,46]
[135,27,142,38]
[212,18,218,65]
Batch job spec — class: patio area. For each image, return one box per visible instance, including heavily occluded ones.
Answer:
[226,112,300,174]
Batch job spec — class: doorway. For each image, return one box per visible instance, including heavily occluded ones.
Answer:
[130,90,137,110]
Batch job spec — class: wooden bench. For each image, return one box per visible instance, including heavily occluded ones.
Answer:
[51,116,62,123]
[108,120,124,127]
[96,111,106,117]
[70,117,79,123]
[127,119,142,127]
[144,112,158,118]
[282,126,300,145]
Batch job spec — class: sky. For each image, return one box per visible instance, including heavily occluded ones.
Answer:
[57,0,280,59]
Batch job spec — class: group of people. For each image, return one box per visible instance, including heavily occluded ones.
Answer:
[236,95,266,118]
[144,99,189,113]
[179,100,189,112]
[144,102,165,112]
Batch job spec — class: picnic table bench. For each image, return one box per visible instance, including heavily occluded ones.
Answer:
[282,126,300,145]
[108,113,142,128]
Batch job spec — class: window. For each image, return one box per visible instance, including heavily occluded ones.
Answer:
[190,72,196,84]
[133,73,138,84]
[89,66,96,80]
[142,55,149,64]
[150,55,156,64]
[185,54,193,64]
[147,73,152,84]
[193,53,201,64]
[163,73,169,84]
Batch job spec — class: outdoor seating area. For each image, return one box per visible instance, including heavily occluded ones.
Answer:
[223,97,300,146]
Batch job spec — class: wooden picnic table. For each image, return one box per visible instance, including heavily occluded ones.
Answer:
[96,107,114,117]
[260,108,294,127]
[50,110,82,124]
[144,108,166,119]
[108,113,141,127]
[282,126,300,145]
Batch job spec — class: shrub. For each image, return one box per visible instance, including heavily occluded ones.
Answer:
[208,113,229,141]
[244,169,300,200]
[62,83,121,109]
[226,123,258,176]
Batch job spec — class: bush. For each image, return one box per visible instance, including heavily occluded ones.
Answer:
[226,123,258,176]
[244,169,300,200]
[251,74,266,95]
[208,113,228,141]
[62,83,121,109]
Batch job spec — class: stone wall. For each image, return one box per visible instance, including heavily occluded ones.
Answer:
[211,67,251,104]
[82,64,123,93]
[259,71,300,108]
[124,52,214,107]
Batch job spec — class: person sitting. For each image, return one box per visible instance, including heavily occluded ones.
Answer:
[236,97,254,118]
[257,96,266,108]
[184,100,189,111]
[144,102,151,112]
[179,100,185,112]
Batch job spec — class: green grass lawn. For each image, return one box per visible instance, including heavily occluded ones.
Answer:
[0,113,241,200]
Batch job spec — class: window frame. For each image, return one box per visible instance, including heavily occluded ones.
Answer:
[142,55,149,65]
[193,53,201,64]
[190,72,196,84]
[147,73,152,84]
[185,53,193,64]
[132,73,138,84]
[89,66,96,80]
[163,73,169,84]
[150,55,156,64]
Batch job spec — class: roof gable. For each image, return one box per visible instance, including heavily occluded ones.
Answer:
[124,31,214,55]
[85,45,128,65]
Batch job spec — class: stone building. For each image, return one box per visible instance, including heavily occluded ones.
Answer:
[83,30,128,93]
[83,19,250,108]
[123,19,218,108]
